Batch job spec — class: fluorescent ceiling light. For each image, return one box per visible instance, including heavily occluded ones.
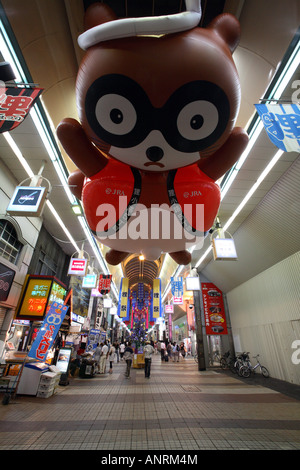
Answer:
[2,132,34,178]
[46,201,80,252]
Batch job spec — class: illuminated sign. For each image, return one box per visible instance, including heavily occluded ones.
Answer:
[6,186,47,217]
[68,258,88,276]
[212,238,238,261]
[165,304,173,313]
[82,273,97,288]
[185,276,200,291]
[15,276,67,321]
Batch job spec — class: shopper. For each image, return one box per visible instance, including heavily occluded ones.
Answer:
[160,341,166,360]
[124,341,134,378]
[108,343,116,373]
[144,340,155,378]
[99,341,109,374]
[173,342,179,362]
[120,342,125,360]
[180,342,186,358]
[167,342,172,361]
[93,343,102,374]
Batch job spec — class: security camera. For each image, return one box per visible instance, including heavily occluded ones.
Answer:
[188,304,194,309]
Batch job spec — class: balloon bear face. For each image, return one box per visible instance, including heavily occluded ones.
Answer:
[76,16,241,172]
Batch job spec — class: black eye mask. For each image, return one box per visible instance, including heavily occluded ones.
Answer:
[85,74,230,152]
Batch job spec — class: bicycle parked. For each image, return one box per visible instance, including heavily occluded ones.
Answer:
[240,354,270,378]
[220,351,233,369]
[229,352,250,376]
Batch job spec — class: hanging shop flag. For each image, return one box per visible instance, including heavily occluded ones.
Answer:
[201,282,228,335]
[255,103,300,153]
[0,86,43,133]
[152,278,161,319]
[171,276,183,304]
[28,302,69,362]
[117,277,130,321]
[98,274,112,295]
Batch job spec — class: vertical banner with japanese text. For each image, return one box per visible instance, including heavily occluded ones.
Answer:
[118,277,130,321]
[98,274,112,295]
[152,278,161,319]
[28,302,69,362]
[201,282,227,335]
[171,277,183,304]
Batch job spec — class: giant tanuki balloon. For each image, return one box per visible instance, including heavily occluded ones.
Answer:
[57,1,248,266]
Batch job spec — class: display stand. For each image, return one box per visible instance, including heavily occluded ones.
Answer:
[133,353,145,369]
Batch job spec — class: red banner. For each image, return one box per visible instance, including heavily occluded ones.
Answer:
[0,86,43,133]
[201,282,228,335]
[98,274,112,295]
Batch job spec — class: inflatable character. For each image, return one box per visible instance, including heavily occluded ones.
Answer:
[57,1,248,266]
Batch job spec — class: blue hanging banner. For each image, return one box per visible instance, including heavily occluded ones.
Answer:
[171,276,184,304]
[255,103,300,153]
[28,302,69,362]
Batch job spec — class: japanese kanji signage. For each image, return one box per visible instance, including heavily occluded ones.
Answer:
[98,274,112,295]
[15,275,66,321]
[201,282,228,335]
[151,278,161,319]
[0,86,43,132]
[117,277,130,320]
[255,103,300,153]
[171,276,184,304]
[28,302,69,362]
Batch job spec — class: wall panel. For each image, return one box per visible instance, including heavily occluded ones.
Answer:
[227,252,300,384]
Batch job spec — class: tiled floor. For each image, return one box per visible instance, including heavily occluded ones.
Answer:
[0,354,299,452]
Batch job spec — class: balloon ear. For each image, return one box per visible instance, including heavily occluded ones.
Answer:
[208,13,241,53]
[84,2,117,31]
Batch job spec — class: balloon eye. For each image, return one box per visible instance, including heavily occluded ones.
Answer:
[95,94,137,136]
[177,100,219,141]
[110,108,123,124]
[190,114,204,130]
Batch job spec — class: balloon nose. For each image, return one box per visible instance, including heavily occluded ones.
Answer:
[146,146,164,162]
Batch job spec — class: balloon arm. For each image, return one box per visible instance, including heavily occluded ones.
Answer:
[68,169,85,200]
[56,118,108,177]
[197,127,249,182]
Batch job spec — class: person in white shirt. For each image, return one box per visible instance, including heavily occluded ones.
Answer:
[144,341,155,378]
[119,342,125,360]
[99,341,109,373]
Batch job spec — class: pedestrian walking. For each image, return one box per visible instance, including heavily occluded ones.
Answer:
[173,342,179,362]
[124,341,134,378]
[144,340,155,378]
[160,341,166,360]
[99,341,109,373]
[120,342,125,360]
[93,342,102,374]
[108,343,116,373]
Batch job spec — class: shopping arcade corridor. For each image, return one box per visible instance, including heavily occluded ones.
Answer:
[0,354,299,451]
